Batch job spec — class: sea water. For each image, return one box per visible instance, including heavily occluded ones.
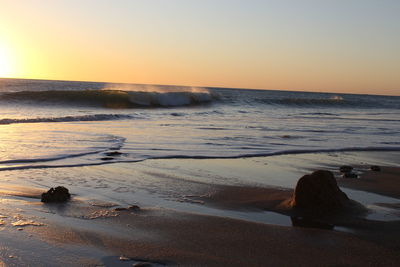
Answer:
[0,78,399,171]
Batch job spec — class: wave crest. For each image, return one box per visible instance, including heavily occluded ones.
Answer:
[0,87,218,108]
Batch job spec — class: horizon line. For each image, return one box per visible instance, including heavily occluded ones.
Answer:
[0,76,398,97]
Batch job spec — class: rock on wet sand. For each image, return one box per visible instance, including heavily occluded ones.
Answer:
[41,186,71,203]
[289,170,349,216]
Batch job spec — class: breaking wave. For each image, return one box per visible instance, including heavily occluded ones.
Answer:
[0,87,218,108]
[0,114,134,125]
[251,94,399,109]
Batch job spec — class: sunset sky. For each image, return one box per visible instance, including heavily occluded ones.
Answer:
[0,0,399,95]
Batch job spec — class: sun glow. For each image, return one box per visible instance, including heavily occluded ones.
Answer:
[0,42,13,77]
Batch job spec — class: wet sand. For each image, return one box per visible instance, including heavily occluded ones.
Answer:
[338,166,400,198]
[26,207,400,266]
[0,153,399,266]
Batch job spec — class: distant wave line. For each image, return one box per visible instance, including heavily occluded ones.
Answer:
[0,114,135,125]
[252,96,399,109]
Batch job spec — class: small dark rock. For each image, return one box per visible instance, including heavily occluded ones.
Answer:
[101,157,114,161]
[133,262,153,267]
[342,172,358,179]
[105,151,122,157]
[41,186,71,203]
[114,205,140,212]
[339,165,353,173]
[370,165,381,172]
[114,207,128,211]
[128,205,141,211]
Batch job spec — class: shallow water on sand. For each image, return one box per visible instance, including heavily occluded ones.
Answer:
[1,151,398,227]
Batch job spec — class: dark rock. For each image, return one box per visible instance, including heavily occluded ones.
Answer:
[170,112,184,117]
[128,205,140,211]
[290,170,349,216]
[133,262,153,267]
[342,172,358,179]
[105,151,122,157]
[114,207,128,211]
[101,157,114,161]
[370,165,381,172]
[339,165,353,173]
[114,205,140,212]
[291,216,334,230]
[41,186,71,203]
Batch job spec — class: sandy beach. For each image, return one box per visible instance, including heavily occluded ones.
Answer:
[1,1,399,265]
[0,151,399,266]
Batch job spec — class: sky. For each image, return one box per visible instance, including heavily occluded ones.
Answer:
[0,0,399,95]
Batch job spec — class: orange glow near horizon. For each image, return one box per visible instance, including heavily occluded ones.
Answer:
[0,1,399,96]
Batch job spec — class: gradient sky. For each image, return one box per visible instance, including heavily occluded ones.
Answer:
[0,0,399,95]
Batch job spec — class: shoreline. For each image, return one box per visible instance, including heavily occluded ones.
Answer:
[0,151,399,266]
[338,166,400,198]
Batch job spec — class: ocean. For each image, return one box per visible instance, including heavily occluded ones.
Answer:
[0,78,399,172]
[0,77,399,227]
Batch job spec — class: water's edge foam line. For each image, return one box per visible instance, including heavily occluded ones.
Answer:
[1,146,399,172]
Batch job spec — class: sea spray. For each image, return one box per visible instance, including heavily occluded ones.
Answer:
[101,83,219,107]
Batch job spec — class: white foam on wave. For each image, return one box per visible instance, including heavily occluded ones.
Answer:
[102,83,209,93]
[330,95,344,101]
[102,84,218,107]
